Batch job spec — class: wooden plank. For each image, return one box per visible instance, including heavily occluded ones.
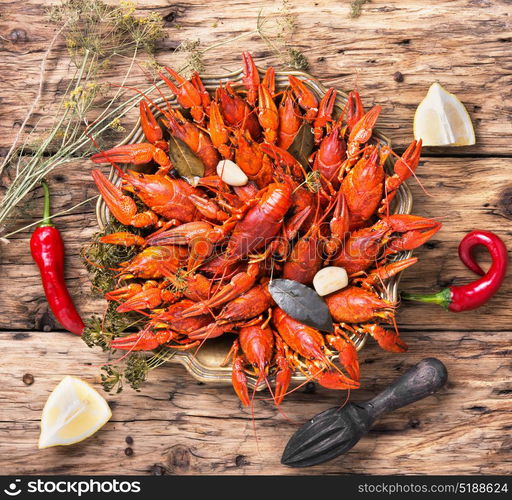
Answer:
[1,156,511,332]
[1,0,511,155]
[1,0,511,478]
[0,329,510,475]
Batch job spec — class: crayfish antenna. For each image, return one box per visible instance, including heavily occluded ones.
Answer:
[248,380,261,454]
[110,83,171,120]
[262,375,297,425]
[248,372,299,449]
[262,366,318,401]
[337,388,351,411]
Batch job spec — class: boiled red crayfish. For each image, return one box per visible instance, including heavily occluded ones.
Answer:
[89,52,441,406]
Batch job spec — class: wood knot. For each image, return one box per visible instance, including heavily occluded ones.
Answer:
[149,464,167,476]
[393,71,404,83]
[167,445,191,474]
[164,11,177,23]
[235,455,249,467]
[438,277,455,288]
[13,332,30,340]
[9,29,29,43]
[467,405,490,414]
[424,239,439,250]
[493,389,512,396]
[22,373,34,385]
[164,6,185,24]
[409,418,421,429]
[303,381,316,394]
[497,188,512,220]
[35,310,55,332]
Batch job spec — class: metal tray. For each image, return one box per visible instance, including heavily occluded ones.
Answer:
[95,67,413,390]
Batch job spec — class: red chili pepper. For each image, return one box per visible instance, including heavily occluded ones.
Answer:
[402,230,508,312]
[30,181,84,335]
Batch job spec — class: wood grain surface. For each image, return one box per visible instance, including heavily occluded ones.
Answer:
[0,0,511,476]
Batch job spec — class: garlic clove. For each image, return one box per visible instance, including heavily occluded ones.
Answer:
[216,159,248,186]
[313,266,348,297]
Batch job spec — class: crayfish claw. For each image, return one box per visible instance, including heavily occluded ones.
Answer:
[315,369,360,390]
[92,170,158,228]
[242,51,260,106]
[232,354,251,406]
[99,232,145,247]
[364,323,408,353]
[288,75,319,120]
[110,329,172,351]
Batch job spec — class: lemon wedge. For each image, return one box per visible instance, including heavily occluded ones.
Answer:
[38,376,111,449]
[413,82,475,146]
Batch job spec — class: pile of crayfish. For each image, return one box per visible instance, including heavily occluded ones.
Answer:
[90,52,441,406]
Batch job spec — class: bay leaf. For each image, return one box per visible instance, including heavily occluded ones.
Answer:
[287,123,314,169]
[268,279,334,332]
[168,135,205,177]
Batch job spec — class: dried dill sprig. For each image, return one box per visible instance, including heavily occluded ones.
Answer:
[83,315,111,350]
[176,39,205,77]
[124,353,150,391]
[278,0,298,32]
[125,348,176,391]
[349,0,372,18]
[107,301,144,335]
[167,267,189,294]
[83,217,142,295]
[101,365,124,394]
[256,0,310,71]
[99,348,175,393]
[82,303,144,351]
[48,0,165,60]
[172,2,312,80]
[108,117,126,132]
[285,48,310,71]
[305,170,322,193]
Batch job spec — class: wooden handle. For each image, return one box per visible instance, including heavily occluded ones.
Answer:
[366,358,448,419]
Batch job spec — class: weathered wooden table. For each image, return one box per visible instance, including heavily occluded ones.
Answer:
[1,0,511,475]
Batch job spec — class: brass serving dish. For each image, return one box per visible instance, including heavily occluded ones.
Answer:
[95,67,413,390]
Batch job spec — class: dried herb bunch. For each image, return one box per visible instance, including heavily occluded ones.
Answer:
[85,310,176,393]
[85,308,175,393]
[100,348,175,393]
[83,217,142,295]
[0,0,166,234]
[49,0,165,60]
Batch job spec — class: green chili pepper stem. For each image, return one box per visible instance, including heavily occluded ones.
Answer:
[401,288,452,310]
[40,180,54,228]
